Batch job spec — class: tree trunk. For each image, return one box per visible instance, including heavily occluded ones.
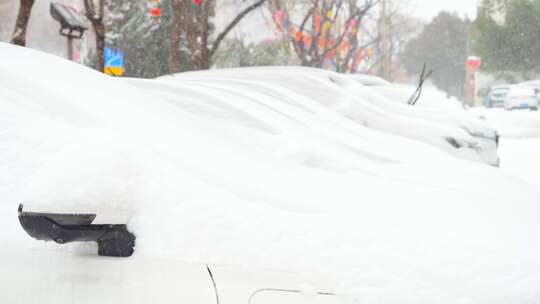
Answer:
[193,55,210,70]
[168,0,183,74]
[84,0,105,72]
[93,21,105,72]
[11,0,35,46]
[199,0,211,70]
[188,0,211,71]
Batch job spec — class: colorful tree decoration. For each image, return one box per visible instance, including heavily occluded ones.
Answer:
[339,38,349,56]
[150,0,161,18]
[268,0,376,73]
[322,21,332,33]
[318,37,325,48]
[273,10,285,23]
[293,30,303,43]
[150,6,161,17]
[325,10,333,19]
[365,47,373,58]
[348,48,363,71]
[273,10,289,30]
[312,12,321,33]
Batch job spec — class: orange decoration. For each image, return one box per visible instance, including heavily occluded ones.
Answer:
[294,31,303,42]
[313,13,321,33]
[150,6,161,17]
[303,35,312,46]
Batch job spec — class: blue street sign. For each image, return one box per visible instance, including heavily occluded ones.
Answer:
[104,47,124,76]
[104,47,124,68]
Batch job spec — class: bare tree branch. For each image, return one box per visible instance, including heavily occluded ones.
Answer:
[209,0,267,59]
[322,0,377,58]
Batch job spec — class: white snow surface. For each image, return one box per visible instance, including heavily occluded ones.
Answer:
[157,67,500,165]
[1,43,540,302]
[472,106,540,187]
[472,107,540,138]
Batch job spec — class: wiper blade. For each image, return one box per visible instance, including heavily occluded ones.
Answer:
[408,63,433,106]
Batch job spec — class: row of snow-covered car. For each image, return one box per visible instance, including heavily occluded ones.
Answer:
[130,67,500,167]
[1,43,503,304]
[485,81,540,111]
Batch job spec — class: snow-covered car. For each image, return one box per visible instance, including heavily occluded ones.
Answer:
[2,41,540,304]
[146,67,501,166]
[486,85,510,108]
[348,74,500,166]
[1,44,352,304]
[504,86,539,111]
[348,73,391,86]
[518,80,540,99]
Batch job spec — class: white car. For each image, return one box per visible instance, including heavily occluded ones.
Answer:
[504,86,539,111]
[348,74,501,166]
[519,80,540,97]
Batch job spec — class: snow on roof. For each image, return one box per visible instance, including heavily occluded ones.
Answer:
[507,86,536,97]
[520,80,540,88]
[491,84,511,90]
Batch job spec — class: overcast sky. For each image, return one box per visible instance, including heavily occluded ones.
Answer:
[411,0,478,20]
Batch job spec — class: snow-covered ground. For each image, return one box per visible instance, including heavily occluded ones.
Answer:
[1,44,539,303]
[472,107,540,187]
[500,137,540,187]
[472,107,540,139]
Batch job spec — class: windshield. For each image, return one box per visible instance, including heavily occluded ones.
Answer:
[490,88,509,97]
[1,1,540,304]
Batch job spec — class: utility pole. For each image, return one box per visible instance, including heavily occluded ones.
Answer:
[379,0,391,80]
[67,36,74,60]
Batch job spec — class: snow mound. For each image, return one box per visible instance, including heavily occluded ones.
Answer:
[1,44,540,302]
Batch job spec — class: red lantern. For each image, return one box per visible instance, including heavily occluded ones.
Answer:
[466,56,481,72]
[192,0,202,5]
[150,6,161,17]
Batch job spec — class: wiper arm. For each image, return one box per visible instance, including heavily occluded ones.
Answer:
[408,63,433,106]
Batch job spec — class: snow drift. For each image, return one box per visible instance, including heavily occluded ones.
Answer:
[1,43,539,303]
[157,67,500,165]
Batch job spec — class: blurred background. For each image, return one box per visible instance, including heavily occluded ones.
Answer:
[2,0,539,106]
